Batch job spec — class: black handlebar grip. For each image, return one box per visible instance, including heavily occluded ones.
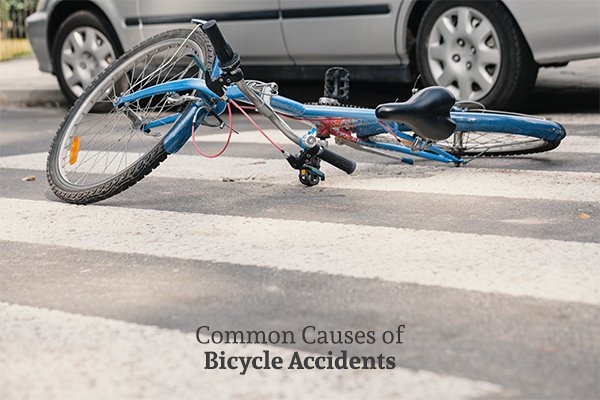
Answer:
[201,20,239,69]
[318,147,357,174]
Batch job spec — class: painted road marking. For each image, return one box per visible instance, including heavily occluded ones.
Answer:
[192,129,599,154]
[1,152,598,202]
[0,302,502,400]
[1,198,598,305]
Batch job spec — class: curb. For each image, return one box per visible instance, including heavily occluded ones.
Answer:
[0,89,66,108]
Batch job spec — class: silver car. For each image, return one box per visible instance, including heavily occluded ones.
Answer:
[27,0,600,109]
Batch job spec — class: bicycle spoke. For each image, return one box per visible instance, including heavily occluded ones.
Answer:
[54,34,205,188]
[436,130,548,156]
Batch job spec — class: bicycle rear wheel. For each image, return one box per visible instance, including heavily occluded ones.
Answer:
[47,29,214,204]
[437,110,566,157]
[435,131,561,157]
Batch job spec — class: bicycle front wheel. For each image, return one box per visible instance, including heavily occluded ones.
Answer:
[47,29,214,204]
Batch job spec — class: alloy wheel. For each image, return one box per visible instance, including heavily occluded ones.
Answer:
[60,26,117,97]
[426,6,501,101]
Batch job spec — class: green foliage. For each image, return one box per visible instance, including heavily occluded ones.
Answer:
[1,0,38,39]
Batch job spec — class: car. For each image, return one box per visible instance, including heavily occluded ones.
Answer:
[26,0,600,109]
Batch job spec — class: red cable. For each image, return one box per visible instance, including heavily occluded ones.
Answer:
[191,102,233,158]
[377,120,404,143]
[229,100,284,152]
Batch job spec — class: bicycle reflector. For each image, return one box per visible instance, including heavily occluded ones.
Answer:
[69,136,80,165]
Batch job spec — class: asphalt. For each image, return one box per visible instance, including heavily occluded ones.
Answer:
[0,53,599,400]
[0,56,65,107]
[0,107,599,398]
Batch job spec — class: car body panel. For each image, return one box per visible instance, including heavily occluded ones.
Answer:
[43,0,142,51]
[395,0,419,64]
[503,0,600,64]
[27,0,600,77]
[26,0,142,73]
[280,0,402,65]
[135,0,291,64]
[25,11,52,72]
[88,0,142,52]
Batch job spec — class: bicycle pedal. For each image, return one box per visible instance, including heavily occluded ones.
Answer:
[299,165,325,187]
[323,67,350,102]
[300,166,325,180]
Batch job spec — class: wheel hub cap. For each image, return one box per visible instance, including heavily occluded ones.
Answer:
[60,27,116,97]
[426,6,501,101]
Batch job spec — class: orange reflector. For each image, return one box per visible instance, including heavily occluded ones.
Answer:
[69,136,80,165]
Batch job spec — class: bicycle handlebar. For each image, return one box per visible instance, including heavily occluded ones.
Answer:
[201,20,240,69]
[201,19,356,175]
[319,147,357,174]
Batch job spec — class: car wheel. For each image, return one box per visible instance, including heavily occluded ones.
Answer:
[416,0,538,109]
[52,10,121,104]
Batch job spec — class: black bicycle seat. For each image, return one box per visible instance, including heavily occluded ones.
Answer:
[375,87,456,141]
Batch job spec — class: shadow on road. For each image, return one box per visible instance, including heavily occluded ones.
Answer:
[274,59,600,114]
[527,85,599,114]
[275,80,599,114]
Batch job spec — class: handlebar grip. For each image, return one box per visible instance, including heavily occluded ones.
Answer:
[318,147,356,174]
[201,20,239,69]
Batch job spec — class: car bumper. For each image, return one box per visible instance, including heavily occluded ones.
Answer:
[26,11,52,73]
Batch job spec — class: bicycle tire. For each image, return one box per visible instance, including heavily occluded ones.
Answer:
[364,110,565,158]
[47,29,214,204]
[435,132,561,157]
[435,110,565,157]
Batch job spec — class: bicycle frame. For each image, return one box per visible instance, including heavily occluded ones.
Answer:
[45,19,570,206]
[115,58,566,164]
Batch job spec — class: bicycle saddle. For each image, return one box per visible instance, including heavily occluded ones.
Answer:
[375,87,456,141]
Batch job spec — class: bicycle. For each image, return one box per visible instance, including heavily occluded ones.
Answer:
[46,20,566,204]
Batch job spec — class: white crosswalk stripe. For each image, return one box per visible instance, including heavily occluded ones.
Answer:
[0,302,502,399]
[1,152,599,202]
[1,117,599,399]
[192,129,600,154]
[1,197,598,305]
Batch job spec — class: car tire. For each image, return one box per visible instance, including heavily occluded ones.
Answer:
[52,10,122,104]
[416,0,538,110]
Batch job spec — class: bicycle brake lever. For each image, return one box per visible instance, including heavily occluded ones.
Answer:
[207,109,225,129]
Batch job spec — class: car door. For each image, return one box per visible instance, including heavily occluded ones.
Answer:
[280,0,401,65]
[135,0,291,64]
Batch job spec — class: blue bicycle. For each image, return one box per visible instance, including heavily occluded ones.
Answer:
[47,20,566,204]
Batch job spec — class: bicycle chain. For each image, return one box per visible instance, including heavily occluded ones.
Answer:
[304,102,369,109]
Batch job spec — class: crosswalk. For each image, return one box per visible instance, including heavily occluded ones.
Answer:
[1,121,599,399]
[188,128,600,154]
[0,302,502,399]
[1,150,599,202]
[1,197,598,305]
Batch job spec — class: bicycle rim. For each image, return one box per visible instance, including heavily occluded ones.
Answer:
[53,31,208,189]
[435,131,559,157]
